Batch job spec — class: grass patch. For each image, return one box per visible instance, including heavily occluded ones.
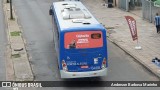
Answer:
[106,27,115,29]
[10,31,21,36]
[12,54,21,58]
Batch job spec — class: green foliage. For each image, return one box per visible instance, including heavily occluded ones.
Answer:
[151,0,156,2]
[155,0,160,4]
[153,0,160,6]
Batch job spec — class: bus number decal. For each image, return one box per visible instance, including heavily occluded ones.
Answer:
[66,61,87,66]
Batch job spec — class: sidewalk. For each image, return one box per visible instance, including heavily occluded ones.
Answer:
[81,0,160,78]
[3,1,33,81]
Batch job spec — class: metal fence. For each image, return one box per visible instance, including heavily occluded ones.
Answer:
[118,0,128,11]
[118,0,142,12]
[142,0,160,23]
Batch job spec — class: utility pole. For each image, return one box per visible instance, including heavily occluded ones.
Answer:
[10,0,14,20]
[126,0,129,12]
[149,0,152,23]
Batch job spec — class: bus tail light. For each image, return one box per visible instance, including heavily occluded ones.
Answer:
[101,58,107,69]
[62,60,68,72]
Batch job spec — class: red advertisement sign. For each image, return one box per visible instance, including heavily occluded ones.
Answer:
[64,31,103,49]
[125,16,138,41]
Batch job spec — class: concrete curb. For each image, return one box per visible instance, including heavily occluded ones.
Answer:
[107,36,160,79]
[3,0,34,81]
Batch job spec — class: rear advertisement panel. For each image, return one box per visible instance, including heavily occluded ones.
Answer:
[64,31,103,49]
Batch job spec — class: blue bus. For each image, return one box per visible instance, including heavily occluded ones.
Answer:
[49,1,108,78]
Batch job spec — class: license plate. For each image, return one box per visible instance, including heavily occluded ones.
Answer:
[81,65,88,68]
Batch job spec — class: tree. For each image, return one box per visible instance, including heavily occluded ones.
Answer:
[151,0,157,2]
[153,0,160,7]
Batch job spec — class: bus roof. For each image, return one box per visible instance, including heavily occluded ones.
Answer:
[52,1,104,31]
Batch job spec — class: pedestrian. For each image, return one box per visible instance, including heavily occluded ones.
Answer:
[154,13,160,33]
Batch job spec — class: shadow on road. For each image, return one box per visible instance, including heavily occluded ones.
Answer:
[58,77,108,87]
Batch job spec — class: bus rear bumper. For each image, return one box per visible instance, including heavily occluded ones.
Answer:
[60,68,107,78]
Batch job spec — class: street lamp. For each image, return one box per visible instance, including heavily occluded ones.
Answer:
[10,0,14,20]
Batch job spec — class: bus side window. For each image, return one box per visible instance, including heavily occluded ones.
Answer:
[54,24,59,40]
[56,28,59,40]
[53,15,59,40]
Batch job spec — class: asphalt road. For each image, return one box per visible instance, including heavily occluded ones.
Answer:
[0,0,7,81]
[10,0,159,90]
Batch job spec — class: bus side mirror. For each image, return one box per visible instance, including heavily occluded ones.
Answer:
[49,6,53,15]
[49,9,53,15]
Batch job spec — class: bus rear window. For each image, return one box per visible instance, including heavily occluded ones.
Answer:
[64,31,103,49]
